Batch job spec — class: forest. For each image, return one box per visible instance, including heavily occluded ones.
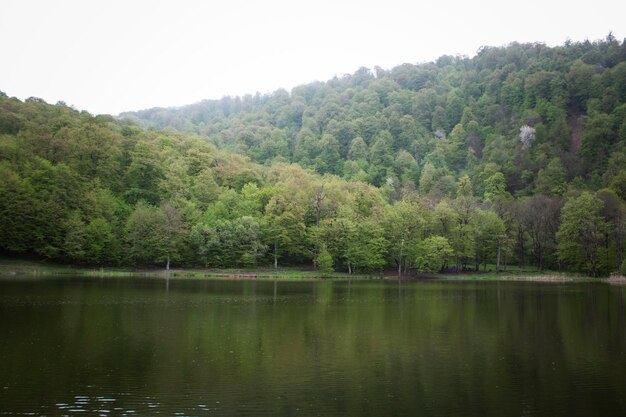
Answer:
[1,36,626,276]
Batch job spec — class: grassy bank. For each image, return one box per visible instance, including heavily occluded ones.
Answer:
[438,271,592,282]
[0,258,613,283]
[0,258,379,280]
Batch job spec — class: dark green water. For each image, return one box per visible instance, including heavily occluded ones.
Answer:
[0,276,625,416]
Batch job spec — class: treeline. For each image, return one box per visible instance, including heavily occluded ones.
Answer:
[1,94,624,275]
[123,36,626,202]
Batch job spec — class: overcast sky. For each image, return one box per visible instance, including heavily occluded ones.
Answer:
[1,0,624,115]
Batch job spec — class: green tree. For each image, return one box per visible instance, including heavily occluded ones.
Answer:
[474,210,506,271]
[522,195,562,270]
[124,141,164,205]
[597,189,626,273]
[535,158,567,196]
[383,200,425,275]
[233,216,267,266]
[312,216,354,272]
[566,60,596,111]
[316,244,334,273]
[483,172,507,202]
[419,162,437,195]
[294,127,319,165]
[191,216,265,267]
[451,177,477,270]
[368,130,394,186]
[609,170,626,201]
[345,220,388,273]
[581,112,615,173]
[160,202,187,270]
[348,136,368,161]
[415,236,453,272]
[315,133,343,175]
[190,168,221,210]
[430,200,457,238]
[394,150,419,187]
[125,202,167,266]
[557,192,607,275]
[62,211,86,262]
[0,166,39,254]
[64,123,122,188]
[84,217,120,265]
[190,220,231,267]
[263,195,306,268]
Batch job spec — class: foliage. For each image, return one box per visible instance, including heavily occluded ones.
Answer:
[475,210,506,270]
[316,245,334,273]
[1,36,625,275]
[557,192,607,275]
[415,236,453,272]
[122,36,626,197]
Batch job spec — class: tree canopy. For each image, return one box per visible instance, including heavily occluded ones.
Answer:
[1,36,625,275]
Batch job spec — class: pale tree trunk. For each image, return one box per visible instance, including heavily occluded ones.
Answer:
[348,261,352,275]
[496,245,501,272]
[166,255,170,271]
[398,238,404,276]
[274,242,278,269]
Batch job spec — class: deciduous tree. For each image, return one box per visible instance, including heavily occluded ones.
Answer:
[557,192,607,275]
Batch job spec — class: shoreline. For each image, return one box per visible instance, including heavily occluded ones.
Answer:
[0,260,617,283]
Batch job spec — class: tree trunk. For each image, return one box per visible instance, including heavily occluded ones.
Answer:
[348,261,352,275]
[166,255,170,271]
[606,235,610,271]
[615,216,623,269]
[518,227,525,268]
[496,245,501,272]
[274,242,278,269]
[398,239,404,276]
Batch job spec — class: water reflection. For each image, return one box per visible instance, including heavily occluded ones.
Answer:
[0,277,625,416]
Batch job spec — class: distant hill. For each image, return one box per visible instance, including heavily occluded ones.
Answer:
[121,36,626,198]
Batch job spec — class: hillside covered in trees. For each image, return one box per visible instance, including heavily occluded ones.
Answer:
[1,36,625,276]
[122,37,626,198]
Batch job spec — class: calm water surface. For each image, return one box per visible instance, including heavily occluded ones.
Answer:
[0,276,624,416]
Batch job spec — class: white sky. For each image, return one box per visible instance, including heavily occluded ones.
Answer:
[1,0,624,115]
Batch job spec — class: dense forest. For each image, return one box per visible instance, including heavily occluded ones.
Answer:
[1,36,626,275]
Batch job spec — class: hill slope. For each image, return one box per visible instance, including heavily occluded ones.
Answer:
[122,37,626,198]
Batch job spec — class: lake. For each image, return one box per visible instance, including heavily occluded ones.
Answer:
[0,275,624,416]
